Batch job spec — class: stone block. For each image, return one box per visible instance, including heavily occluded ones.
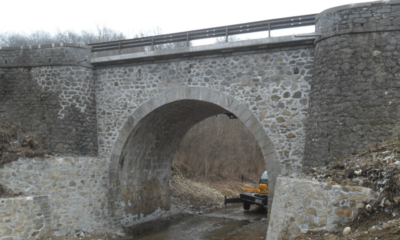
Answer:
[349,194,367,201]
[369,191,379,199]
[305,207,317,216]
[335,207,352,218]
[337,193,348,200]
[303,198,312,207]
[319,218,327,227]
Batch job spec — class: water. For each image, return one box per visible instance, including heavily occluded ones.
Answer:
[126,204,268,240]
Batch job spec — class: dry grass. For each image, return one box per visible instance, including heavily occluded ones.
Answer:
[173,114,266,183]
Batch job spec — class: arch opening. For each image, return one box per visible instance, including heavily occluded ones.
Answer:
[107,87,278,227]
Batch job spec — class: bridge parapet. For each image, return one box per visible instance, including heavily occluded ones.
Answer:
[316,0,400,40]
[91,35,316,66]
[0,43,92,68]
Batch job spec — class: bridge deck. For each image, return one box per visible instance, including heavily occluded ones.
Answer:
[91,34,316,66]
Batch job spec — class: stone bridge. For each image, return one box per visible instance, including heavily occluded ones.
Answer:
[1,0,400,237]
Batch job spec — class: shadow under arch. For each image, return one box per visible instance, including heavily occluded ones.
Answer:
[107,87,279,227]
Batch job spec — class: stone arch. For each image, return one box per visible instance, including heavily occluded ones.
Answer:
[107,87,279,227]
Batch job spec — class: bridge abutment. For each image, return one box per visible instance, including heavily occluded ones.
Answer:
[304,0,400,170]
[0,44,98,156]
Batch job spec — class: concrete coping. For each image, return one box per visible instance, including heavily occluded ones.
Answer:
[316,0,400,22]
[0,42,92,51]
[91,34,316,64]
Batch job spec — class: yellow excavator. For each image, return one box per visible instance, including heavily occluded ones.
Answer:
[224,170,268,210]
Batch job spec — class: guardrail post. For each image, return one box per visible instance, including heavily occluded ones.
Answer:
[225,27,229,42]
[186,32,190,47]
[268,22,271,38]
[118,41,121,54]
[151,36,154,51]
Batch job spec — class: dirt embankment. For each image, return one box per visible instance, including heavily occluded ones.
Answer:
[296,139,400,240]
[0,114,46,197]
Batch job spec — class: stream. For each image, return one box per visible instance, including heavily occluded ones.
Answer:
[125,204,268,240]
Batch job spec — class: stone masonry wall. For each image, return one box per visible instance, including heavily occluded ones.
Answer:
[0,157,110,236]
[0,195,51,240]
[0,46,98,156]
[0,43,92,68]
[304,0,400,170]
[267,177,380,240]
[95,48,314,174]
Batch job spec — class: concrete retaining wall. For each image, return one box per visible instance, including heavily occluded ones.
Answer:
[267,177,380,239]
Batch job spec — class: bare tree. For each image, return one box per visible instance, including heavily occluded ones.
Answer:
[28,31,53,45]
[216,35,240,43]
[0,24,192,56]
[141,27,191,52]
[1,32,30,46]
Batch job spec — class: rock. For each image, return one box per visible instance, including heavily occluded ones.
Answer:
[366,204,372,212]
[76,229,86,238]
[335,207,352,218]
[325,234,340,240]
[27,137,38,150]
[372,50,381,57]
[369,225,382,232]
[115,230,125,237]
[343,226,351,235]
[380,198,386,207]
[286,133,296,138]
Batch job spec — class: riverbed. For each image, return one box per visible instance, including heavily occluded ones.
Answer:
[126,204,268,240]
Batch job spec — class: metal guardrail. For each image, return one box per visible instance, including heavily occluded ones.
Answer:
[89,14,317,52]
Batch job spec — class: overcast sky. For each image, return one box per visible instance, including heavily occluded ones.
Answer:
[1,0,370,37]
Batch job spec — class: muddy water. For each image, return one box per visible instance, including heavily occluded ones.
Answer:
[126,204,268,240]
